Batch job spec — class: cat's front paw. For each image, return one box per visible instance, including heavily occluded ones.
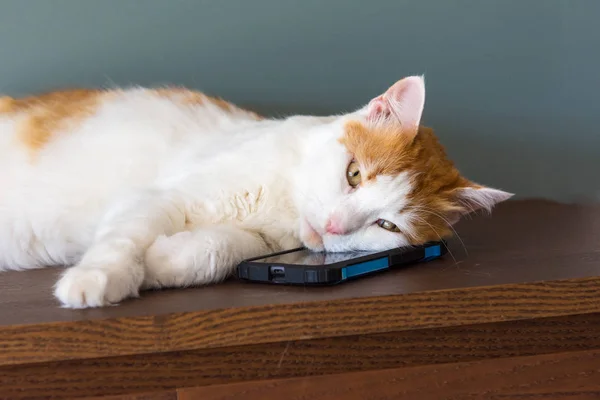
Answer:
[54,264,140,308]
[143,229,244,289]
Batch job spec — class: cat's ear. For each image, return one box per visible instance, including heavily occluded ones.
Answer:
[454,185,513,215]
[446,184,513,224]
[366,76,426,131]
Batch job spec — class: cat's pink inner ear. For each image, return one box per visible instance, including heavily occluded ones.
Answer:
[367,76,426,129]
[366,95,389,119]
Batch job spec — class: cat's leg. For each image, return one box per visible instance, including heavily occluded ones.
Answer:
[142,225,272,289]
[54,189,187,308]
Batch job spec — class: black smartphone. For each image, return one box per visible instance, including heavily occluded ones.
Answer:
[237,241,447,285]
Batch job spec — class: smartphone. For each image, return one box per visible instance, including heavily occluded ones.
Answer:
[237,241,447,285]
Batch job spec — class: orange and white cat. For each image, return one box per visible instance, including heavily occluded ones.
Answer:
[0,76,511,308]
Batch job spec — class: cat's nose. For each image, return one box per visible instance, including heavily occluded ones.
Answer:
[325,218,345,235]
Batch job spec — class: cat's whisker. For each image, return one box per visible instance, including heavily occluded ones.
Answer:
[412,215,459,267]
[404,206,468,257]
[461,201,478,216]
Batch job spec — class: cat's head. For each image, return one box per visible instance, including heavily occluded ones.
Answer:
[295,75,512,252]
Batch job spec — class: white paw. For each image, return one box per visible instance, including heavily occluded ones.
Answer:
[145,232,194,271]
[54,265,140,309]
[143,232,200,288]
[143,230,238,289]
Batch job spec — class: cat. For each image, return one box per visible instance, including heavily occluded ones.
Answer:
[0,76,512,308]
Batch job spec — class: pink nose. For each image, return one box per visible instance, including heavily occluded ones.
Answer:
[325,219,345,235]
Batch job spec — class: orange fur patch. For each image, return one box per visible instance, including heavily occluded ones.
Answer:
[0,96,15,113]
[2,86,264,160]
[341,120,475,244]
[154,87,263,120]
[154,87,205,106]
[3,89,104,156]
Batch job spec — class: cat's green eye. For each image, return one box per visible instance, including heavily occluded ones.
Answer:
[346,160,361,187]
[377,219,401,233]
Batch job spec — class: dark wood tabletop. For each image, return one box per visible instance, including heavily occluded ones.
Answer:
[2,199,600,399]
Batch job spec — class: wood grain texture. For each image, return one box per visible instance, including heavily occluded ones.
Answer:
[1,200,600,366]
[179,349,600,400]
[4,275,600,366]
[81,392,176,400]
[3,313,600,399]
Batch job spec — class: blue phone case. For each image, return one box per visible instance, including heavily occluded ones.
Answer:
[237,241,447,285]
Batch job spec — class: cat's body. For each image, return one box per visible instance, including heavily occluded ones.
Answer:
[0,88,304,269]
[0,77,512,308]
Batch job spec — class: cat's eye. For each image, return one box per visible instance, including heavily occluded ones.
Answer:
[346,160,361,187]
[377,219,401,232]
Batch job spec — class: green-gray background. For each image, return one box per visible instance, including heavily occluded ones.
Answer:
[1,0,598,202]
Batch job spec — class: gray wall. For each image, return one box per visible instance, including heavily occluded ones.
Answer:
[1,0,598,202]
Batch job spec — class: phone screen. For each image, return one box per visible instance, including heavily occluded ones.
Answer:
[252,248,379,266]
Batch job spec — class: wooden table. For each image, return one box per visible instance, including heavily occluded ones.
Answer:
[1,200,600,399]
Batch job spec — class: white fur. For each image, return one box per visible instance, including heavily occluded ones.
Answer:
[0,77,510,308]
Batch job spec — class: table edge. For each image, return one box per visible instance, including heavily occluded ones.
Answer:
[2,274,599,366]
